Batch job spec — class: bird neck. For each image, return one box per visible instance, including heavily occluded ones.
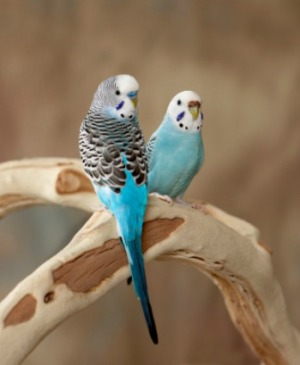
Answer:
[85,109,139,128]
[161,113,203,139]
[160,114,185,136]
[161,113,175,130]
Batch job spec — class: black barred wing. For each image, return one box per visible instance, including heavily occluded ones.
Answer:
[79,125,126,193]
[79,123,148,193]
[125,143,148,186]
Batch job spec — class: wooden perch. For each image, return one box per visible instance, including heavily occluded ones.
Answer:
[0,159,300,365]
[0,158,96,216]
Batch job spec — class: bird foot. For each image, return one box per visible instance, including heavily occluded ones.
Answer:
[174,199,209,213]
[174,197,189,206]
[190,200,209,214]
[149,192,173,205]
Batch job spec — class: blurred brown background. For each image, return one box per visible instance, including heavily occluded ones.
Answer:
[1,1,300,364]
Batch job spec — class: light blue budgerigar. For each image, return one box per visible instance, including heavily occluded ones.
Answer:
[147,91,204,201]
[79,74,158,344]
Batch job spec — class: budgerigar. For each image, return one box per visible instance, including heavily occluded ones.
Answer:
[147,91,204,201]
[79,75,158,344]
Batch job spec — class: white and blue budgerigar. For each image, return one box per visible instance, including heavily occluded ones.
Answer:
[79,75,158,344]
[147,91,204,202]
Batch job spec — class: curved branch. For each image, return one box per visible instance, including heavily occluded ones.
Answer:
[0,158,299,364]
[0,195,299,365]
[0,158,96,217]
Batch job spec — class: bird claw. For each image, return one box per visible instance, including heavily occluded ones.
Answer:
[190,201,209,214]
[149,192,173,205]
[174,199,209,213]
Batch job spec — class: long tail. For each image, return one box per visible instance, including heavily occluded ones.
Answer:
[123,236,158,344]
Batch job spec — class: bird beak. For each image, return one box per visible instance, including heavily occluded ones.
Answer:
[127,91,138,109]
[131,96,138,108]
[188,100,201,121]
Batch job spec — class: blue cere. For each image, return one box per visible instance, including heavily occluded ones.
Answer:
[128,91,138,98]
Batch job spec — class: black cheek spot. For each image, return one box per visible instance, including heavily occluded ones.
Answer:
[121,114,125,118]
[197,126,200,130]
[179,123,183,128]
[185,126,188,130]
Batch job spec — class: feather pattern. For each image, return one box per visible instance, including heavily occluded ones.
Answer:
[78,75,158,344]
[79,112,148,193]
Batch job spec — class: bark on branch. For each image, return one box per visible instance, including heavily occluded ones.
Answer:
[0,158,299,365]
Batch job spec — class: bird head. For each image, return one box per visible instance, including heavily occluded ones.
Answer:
[167,90,203,133]
[92,74,139,122]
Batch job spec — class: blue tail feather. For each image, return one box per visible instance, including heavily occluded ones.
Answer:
[125,237,158,344]
[94,175,158,343]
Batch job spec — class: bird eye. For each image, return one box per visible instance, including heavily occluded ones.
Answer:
[177,100,181,105]
[115,90,120,96]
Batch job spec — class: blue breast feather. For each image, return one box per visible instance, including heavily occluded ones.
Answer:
[148,125,204,198]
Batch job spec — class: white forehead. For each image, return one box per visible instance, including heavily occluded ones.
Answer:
[169,90,201,108]
[116,74,139,92]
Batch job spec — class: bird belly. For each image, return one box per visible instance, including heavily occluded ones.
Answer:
[149,146,202,198]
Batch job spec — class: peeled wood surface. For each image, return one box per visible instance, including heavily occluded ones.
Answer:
[3,294,37,328]
[0,158,300,365]
[52,218,184,293]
